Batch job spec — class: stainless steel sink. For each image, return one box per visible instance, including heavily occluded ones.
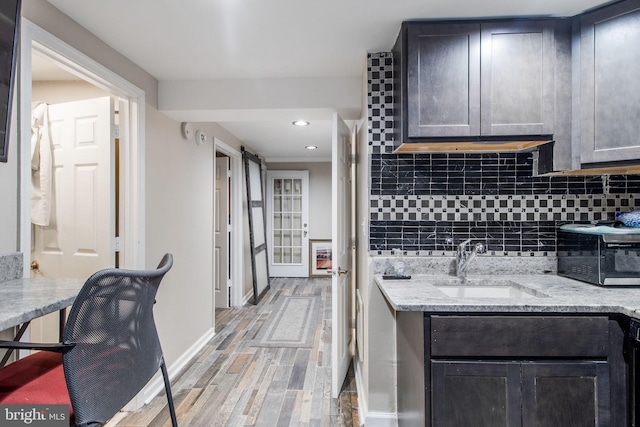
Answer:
[426,277,548,299]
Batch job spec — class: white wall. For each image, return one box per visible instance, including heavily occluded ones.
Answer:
[144,108,215,362]
[355,62,371,409]
[354,62,397,424]
[32,80,109,103]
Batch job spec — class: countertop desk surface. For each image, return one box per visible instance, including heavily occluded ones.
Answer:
[0,277,86,331]
[376,273,640,320]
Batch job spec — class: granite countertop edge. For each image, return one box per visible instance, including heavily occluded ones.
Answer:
[0,277,86,331]
[376,273,640,320]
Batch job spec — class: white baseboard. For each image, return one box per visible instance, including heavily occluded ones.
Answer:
[138,327,217,405]
[354,361,368,424]
[242,291,253,306]
[364,412,399,427]
[354,360,398,426]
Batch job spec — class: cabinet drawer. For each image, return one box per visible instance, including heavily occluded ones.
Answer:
[430,315,609,358]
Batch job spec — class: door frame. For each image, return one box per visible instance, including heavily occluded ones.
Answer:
[213,155,230,309]
[18,20,146,274]
[213,138,243,307]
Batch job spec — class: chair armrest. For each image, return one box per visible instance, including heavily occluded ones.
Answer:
[0,340,75,354]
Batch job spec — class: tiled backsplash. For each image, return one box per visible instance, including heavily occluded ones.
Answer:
[367,52,640,256]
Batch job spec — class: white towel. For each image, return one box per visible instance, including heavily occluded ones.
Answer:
[31,102,52,226]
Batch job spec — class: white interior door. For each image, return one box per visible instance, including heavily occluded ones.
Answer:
[215,155,230,308]
[31,96,115,278]
[331,112,353,398]
[267,170,309,277]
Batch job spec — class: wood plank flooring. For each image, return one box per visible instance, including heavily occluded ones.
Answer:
[111,277,360,426]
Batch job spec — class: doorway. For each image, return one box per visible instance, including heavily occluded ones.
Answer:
[266,170,310,277]
[214,152,230,308]
[19,21,145,344]
[214,139,243,308]
[30,96,116,279]
[19,20,145,276]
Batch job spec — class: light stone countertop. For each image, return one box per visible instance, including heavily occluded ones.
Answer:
[376,273,640,320]
[0,277,86,331]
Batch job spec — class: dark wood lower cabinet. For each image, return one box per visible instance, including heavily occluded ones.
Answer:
[432,360,607,427]
[396,314,629,426]
[432,361,521,427]
[633,347,639,427]
[522,362,607,427]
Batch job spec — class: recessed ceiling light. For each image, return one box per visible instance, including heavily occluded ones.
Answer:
[305,145,318,150]
[292,120,310,126]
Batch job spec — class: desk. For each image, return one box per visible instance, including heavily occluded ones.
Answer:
[0,277,85,365]
[0,278,85,331]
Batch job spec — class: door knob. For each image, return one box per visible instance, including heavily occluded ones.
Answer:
[31,260,40,271]
[334,267,349,276]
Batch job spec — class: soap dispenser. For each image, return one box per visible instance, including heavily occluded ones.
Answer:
[383,248,410,280]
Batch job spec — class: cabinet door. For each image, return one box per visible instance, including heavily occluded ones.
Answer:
[480,21,555,136]
[521,362,608,427]
[407,23,480,138]
[432,361,521,427]
[580,0,640,163]
[633,345,640,427]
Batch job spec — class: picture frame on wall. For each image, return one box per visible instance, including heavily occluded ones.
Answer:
[310,240,332,277]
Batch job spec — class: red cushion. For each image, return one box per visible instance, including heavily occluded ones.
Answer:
[0,351,72,417]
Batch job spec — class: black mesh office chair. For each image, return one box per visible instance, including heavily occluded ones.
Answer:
[0,253,178,427]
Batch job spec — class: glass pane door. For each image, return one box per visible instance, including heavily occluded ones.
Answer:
[267,171,309,277]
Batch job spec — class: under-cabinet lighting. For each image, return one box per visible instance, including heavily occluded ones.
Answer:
[292,120,310,126]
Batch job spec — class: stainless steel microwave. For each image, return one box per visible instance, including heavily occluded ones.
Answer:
[557,224,640,286]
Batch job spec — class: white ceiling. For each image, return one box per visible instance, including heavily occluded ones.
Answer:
[42,0,611,162]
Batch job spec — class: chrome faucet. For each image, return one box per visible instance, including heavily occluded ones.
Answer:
[456,239,486,278]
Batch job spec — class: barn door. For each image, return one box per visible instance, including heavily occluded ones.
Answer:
[242,148,270,304]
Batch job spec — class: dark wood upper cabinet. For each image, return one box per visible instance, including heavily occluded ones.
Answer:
[480,21,555,136]
[579,0,640,164]
[405,22,481,138]
[395,19,557,144]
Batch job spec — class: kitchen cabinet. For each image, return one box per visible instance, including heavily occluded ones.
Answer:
[630,319,640,426]
[431,361,519,426]
[404,22,480,138]
[480,22,555,137]
[432,361,607,427]
[579,0,640,164]
[394,19,556,143]
[397,313,629,426]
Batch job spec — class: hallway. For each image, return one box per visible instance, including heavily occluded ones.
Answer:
[111,277,359,426]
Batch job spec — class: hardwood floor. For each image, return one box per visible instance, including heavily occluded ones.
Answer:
[111,277,360,426]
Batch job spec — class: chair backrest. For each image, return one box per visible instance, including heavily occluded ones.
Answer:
[62,253,173,426]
